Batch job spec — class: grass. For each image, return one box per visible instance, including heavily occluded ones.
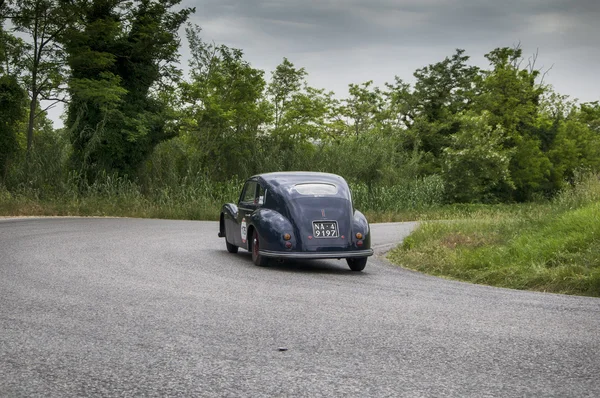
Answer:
[0,195,223,220]
[0,183,530,222]
[0,174,447,222]
[387,174,600,297]
[0,184,224,221]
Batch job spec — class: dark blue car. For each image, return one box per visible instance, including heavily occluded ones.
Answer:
[218,172,373,271]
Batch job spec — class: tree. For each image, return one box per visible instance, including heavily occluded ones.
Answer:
[279,86,332,142]
[476,47,543,138]
[548,118,600,187]
[442,112,514,202]
[181,25,270,179]
[394,49,480,172]
[63,0,194,179]
[0,1,28,180]
[0,26,27,77]
[341,81,383,138]
[476,46,551,200]
[267,57,306,132]
[0,74,27,180]
[1,1,24,75]
[383,76,417,131]
[266,57,333,170]
[578,101,600,134]
[413,49,479,123]
[9,0,70,154]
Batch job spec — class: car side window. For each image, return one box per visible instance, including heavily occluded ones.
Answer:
[240,181,258,204]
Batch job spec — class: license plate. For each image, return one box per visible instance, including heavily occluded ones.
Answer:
[312,221,339,238]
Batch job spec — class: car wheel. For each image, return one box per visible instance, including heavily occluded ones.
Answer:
[346,257,367,272]
[224,224,238,254]
[251,229,269,267]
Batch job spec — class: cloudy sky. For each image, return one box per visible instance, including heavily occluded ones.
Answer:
[183,0,599,102]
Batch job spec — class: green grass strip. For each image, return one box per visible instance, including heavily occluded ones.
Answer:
[388,202,600,297]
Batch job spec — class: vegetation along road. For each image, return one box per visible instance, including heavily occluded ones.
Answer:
[1,217,599,397]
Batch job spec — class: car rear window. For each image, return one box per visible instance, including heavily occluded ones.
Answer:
[293,183,338,196]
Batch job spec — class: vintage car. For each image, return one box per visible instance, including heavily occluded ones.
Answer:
[218,172,373,271]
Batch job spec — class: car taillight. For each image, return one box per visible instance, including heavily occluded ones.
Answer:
[357,240,364,247]
[356,232,363,240]
[285,241,292,249]
[283,233,291,241]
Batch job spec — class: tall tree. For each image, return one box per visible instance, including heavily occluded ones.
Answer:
[383,76,417,131]
[10,0,70,154]
[0,0,9,71]
[181,25,270,179]
[578,101,600,134]
[400,49,480,171]
[342,81,383,138]
[477,46,550,200]
[267,58,306,132]
[443,112,514,202]
[0,0,27,180]
[0,74,27,180]
[63,0,193,179]
[413,49,479,123]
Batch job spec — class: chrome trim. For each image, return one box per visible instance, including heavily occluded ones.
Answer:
[258,249,374,259]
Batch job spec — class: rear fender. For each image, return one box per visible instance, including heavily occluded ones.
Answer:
[352,209,371,249]
[220,203,239,243]
[250,209,296,252]
[222,203,238,220]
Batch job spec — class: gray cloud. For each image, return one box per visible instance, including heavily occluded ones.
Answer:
[185,0,599,100]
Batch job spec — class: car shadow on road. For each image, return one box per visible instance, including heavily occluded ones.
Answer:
[230,251,362,275]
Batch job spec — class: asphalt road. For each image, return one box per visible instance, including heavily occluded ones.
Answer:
[1,218,599,397]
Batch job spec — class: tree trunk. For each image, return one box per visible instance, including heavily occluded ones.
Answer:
[26,93,37,154]
[26,2,40,156]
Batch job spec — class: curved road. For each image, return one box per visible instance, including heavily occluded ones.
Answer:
[1,218,599,397]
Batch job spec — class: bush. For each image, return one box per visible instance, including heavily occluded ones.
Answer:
[350,175,445,211]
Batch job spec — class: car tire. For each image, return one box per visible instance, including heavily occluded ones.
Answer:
[346,257,367,272]
[225,226,238,254]
[251,229,269,267]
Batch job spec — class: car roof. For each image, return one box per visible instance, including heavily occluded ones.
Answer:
[254,172,347,187]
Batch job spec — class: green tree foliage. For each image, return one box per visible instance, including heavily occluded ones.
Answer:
[4,114,70,195]
[413,49,479,123]
[268,57,307,132]
[278,86,332,143]
[341,81,383,138]
[476,46,551,200]
[443,112,514,202]
[414,50,478,135]
[1,3,29,77]
[63,0,193,180]
[8,0,70,153]
[390,49,479,174]
[578,101,600,134]
[477,47,543,133]
[0,29,27,77]
[0,74,27,179]
[181,25,270,180]
[266,58,333,169]
[549,118,600,185]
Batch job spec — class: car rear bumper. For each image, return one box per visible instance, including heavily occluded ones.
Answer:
[258,249,374,259]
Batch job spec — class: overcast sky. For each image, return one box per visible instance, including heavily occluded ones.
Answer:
[183,0,599,103]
